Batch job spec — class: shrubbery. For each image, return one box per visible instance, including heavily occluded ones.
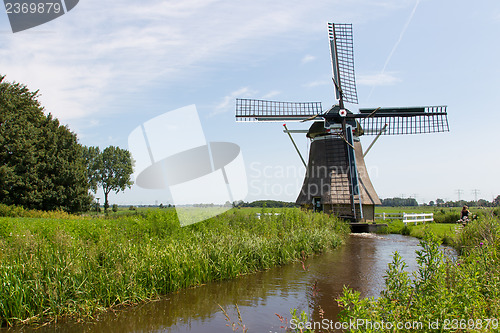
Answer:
[0,203,79,219]
[432,210,460,224]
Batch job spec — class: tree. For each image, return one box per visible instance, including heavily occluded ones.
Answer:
[83,145,101,193]
[380,197,418,207]
[493,195,500,207]
[436,198,444,206]
[0,75,92,212]
[85,145,133,211]
[477,199,490,207]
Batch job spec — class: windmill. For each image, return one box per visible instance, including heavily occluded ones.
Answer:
[235,23,449,221]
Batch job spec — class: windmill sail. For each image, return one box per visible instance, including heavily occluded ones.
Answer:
[357,106,449,135]
[328,23,358,104]
[235,98,323,122]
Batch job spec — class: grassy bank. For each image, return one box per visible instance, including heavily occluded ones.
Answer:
[0,208,348,326]
[380,220,458,245]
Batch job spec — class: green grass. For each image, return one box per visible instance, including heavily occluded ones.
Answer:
[0,208,348,327]
[383,220,458,245]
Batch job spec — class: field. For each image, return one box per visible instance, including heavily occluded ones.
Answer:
[0,207,349,326]
[374,205,498,244]
[375,205,466,215]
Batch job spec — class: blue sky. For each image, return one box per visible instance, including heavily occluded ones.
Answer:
[1,0,499,205]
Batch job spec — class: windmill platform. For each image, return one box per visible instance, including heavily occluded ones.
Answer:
[349,222,388,233]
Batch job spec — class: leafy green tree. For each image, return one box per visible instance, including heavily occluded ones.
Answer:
[477,199,490,207]
[85,145,133,211]
[381,197,418,207]
[494,195,500,207]
[83,145,101,193]
[0,75,91,212]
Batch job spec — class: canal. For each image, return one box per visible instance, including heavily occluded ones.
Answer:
[9,233,455,332]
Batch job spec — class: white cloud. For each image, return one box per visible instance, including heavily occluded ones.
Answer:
[302,80,330,88]
[357,72,401,86]
[210,87,257,116]
[0,0,417,129]
[0,0,323,124]
[301,54,316,64]
[261,90,281,99]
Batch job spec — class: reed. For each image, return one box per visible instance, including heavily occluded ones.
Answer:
[0,208,348,326]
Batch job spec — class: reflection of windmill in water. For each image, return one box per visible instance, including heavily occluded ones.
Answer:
[236,23,449,221]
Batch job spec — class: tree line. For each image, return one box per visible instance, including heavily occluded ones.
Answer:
[427,196,500,208]
[0,75,133,212]
[380,197,419,207]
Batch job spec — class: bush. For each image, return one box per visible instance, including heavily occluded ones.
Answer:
[433,210,460,224]
[400,224,411,235]
[0,204,78,219]
[455,217,500,254]
[112,204,118,212]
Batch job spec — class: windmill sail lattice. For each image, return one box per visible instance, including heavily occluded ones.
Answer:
[328,23,358,104]
[358,106,449,135]
[236,98,322,122]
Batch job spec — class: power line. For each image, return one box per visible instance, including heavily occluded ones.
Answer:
[455,189,464,201]
[471,189,480,202]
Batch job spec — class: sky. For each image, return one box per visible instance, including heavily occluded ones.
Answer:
[1,0,499,205]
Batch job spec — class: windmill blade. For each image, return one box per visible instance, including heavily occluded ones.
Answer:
[328,23,358,104]
[355,106,449,135]
[235,98,323,122]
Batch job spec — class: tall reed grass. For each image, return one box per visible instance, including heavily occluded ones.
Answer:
[0,208,348,326]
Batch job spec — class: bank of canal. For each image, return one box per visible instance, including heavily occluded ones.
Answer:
[9,233,454,332]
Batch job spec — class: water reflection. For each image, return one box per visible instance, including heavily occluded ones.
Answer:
[5,234,453,333]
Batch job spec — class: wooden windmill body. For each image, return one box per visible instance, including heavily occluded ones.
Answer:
[236,23,449,221]
[295,125,381,220]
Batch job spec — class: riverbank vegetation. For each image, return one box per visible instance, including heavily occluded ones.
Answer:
[336,215,500,332]
[376,207,500,245]
[0,208,348,327]
[380,220,457,245]
[286,212,500,332]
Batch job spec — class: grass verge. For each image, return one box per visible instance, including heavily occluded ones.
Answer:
[382,220,458,245]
